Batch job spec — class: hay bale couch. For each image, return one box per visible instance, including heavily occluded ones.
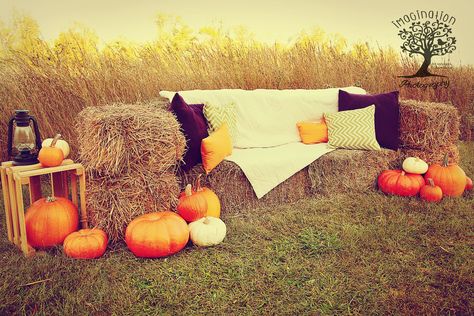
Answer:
[160,88,460,211]
[76,88,459,240]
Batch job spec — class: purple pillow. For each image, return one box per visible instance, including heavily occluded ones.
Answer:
[170,93,208,171]
[338,90,400,150]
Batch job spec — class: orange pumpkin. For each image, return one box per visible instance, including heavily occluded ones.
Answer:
[177,184,207,222]
[63,229,108,259]
[180,175,221,218]
[420,178,443,202]
[378,170,425,197]
[38,134,64,167]
[125,211,189,258]
[424,154,466,197]
[25,196,79,248]
[466,177,473,191]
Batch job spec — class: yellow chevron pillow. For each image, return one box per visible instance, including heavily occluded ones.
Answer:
[324,105,381,150]
[203,102,237,141]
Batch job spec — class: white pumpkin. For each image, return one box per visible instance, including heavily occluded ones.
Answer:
[188,216,226,247]
[42,137,70,158]
[402,157,428,174]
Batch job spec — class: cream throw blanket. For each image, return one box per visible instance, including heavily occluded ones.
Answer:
[160,87,366,198]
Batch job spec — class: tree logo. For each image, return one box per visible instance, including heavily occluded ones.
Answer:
[393,11,456,78]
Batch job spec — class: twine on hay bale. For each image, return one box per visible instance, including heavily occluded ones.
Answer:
[179,161,311,213]
[308,149,399,195]
[76,102,185,176]
[399,99,460,151]
[399,144,460,165]
[86,171,180,243]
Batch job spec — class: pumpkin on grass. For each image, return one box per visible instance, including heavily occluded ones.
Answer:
[180,175,221,218]
[466,177,473,191]
[177,184,208,222]
[189,216,227,247]
[424,154,466,197]
[420,178,443,202]
[38,134,64,167]
[125,211,189,258]
[64,229,108,259]
[25,196,79,248]
[378,170,425,197]
[402,157,428,174]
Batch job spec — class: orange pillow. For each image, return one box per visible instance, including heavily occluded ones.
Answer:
[201,123,233,173]
[296,120,328,144]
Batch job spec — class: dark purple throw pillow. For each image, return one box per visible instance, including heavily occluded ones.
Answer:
[338,90,400,150]
[170,93,208,171]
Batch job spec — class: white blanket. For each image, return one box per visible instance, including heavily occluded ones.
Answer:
[160,87,366,198]
[227,142,334,198]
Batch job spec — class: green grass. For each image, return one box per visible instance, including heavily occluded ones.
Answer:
[1,142,473,315]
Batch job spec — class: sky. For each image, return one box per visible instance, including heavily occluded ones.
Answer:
[0,0,473,65]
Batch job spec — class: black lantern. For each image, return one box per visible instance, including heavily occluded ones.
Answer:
[7,110,42,165]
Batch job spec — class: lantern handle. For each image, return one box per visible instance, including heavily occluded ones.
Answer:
[7,116,15,157]
[29,115,42,151]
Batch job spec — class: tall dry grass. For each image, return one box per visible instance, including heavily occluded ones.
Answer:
[1,15,473,161]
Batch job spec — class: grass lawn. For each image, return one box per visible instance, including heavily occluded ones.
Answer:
[1,142,473,315]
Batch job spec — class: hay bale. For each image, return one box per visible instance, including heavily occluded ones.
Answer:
[179,161,311,213]
[76,102,185,176]
[399,144,460,165]
[399,99,460,150]
[308,149,399,195]
[86,170,180,243]
[179,149,399,213]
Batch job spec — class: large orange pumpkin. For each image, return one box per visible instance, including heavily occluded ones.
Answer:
[378,170,425,197]
[63,229,108,259]
[424,154,466,197]
[179,175,221,218]
[25,197,79,248]
[125,211,189,258]
[177,184,207,222]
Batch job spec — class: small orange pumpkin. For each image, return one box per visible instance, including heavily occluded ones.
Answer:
[63,229,108,259]
[180,175,221,218]
[378,170,425,197]
[177,184,207,222]
[424,154,466,197]
[125,211,189,258]
[25,196,79,248]
[38,134,64,167]
[466,177,473,191]
[420,178,443,202]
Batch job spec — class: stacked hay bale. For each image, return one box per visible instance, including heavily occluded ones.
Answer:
[399,99,460,164]
[76,101,185,242]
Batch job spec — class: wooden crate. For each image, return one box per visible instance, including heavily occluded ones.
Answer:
[1,159,88,256]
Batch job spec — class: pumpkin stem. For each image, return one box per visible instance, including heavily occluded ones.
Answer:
[195,174,203,192]
[203,217,210,224]
[427,178,435,187]
[45,196,57,203]
[442,153,449,167]
[185,184,192,197]
[51,134,61,147]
